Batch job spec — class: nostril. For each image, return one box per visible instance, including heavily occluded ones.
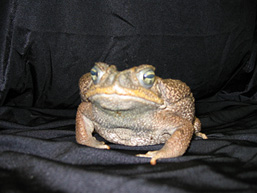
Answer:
[101,73,117,87]
[118,73,133,88]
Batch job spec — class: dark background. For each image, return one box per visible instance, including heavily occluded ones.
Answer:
[1,1,257,192]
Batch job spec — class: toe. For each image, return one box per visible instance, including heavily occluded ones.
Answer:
[195,132,208,139]
[97,144,110,149]
[150,158,157,165]
[136,150,158,158]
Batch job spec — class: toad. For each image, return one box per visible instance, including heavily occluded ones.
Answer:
[76,62,207,165]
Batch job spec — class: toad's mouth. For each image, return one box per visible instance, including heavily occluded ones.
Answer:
[86,85,164,111]
[89,94,162,111]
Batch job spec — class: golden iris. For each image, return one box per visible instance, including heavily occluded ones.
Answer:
[90,66,99,83]
[143,70,155,86]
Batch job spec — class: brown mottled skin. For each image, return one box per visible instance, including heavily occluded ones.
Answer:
[76,62,207,165]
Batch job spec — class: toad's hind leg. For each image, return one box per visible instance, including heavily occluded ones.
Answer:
[76,102,110,149]
[193,117,208,139]
[137,119,194,165]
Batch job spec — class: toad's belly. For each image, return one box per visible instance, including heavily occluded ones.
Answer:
[94,124,175,146]
[91,106,178,146]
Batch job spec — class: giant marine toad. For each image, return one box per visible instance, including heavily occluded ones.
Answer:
[76,62,207,165]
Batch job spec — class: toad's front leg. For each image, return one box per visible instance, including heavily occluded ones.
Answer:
[76,102,110,149]
[137,117,194,165]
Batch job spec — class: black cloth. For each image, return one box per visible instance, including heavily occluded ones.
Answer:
[1,1,257,192]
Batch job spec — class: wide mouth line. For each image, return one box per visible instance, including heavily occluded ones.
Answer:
[86,86,163,104]
[90,93,162,111]
[90,93,161,103]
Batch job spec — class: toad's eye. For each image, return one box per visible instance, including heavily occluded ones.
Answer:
[90,66,104,84]
[137,69,155,88]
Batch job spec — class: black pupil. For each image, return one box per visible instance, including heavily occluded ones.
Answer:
[143,73,154,80]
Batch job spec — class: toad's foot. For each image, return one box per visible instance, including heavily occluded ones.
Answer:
[137,121,194,165]
[137,151,162,165]
[137,147,184,165]
[195,132,208,139]
[137,130,208,165]
[93,140,110,149]
[80,138,110,149]
[193,117,208,139]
